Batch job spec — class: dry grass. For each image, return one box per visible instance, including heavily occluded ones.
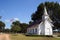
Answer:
[10,34,60,40]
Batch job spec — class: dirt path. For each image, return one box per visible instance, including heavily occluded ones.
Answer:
[0,33,10,40]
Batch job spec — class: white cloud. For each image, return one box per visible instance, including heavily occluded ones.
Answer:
[14,18,19,21]
[5,19,10,23]
[58,2,60,5]
[10,18,20,22]
[5,18,20,23]
[59,2,60,5]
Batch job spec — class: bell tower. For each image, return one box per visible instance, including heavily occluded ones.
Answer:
[42,6,52,22]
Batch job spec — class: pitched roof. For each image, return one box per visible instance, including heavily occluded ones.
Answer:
[27,20,41,28]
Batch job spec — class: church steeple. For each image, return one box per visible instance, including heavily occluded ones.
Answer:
[44,6,48,16]
[42,6,52,22]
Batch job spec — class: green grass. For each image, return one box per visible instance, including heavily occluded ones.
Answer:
[10,34,60,40]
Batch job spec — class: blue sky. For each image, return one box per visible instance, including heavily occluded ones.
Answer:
[0,0,60,29]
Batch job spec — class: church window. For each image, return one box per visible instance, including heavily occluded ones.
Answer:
[35,28,37,33]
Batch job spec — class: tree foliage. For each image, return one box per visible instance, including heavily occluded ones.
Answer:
[31,2,60,28]
[4,28,11,33]
[11,25,21,33]
[11,21,28,33]
[11,21,21,33]
[21,23,28,33]
[0,21,5,32]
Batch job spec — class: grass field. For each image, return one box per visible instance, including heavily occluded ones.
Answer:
[10,34,60,40]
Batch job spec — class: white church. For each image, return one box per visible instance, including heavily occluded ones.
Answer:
[27,6,54,35]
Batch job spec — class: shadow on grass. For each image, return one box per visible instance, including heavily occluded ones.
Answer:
[25,34,53,37]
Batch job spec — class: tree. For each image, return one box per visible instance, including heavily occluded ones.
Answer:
[11,21,21,33]
[11,25,21,33]
[0,21,5,32]
[4,28,11,33]
[29,21,33,25]
[11,20,29,33]
[31,2,60,28]
[21,23,28,33]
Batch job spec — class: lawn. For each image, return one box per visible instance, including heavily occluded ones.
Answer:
[10,34,60,40]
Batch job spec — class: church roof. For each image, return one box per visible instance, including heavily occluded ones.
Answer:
[28,20,41,28]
